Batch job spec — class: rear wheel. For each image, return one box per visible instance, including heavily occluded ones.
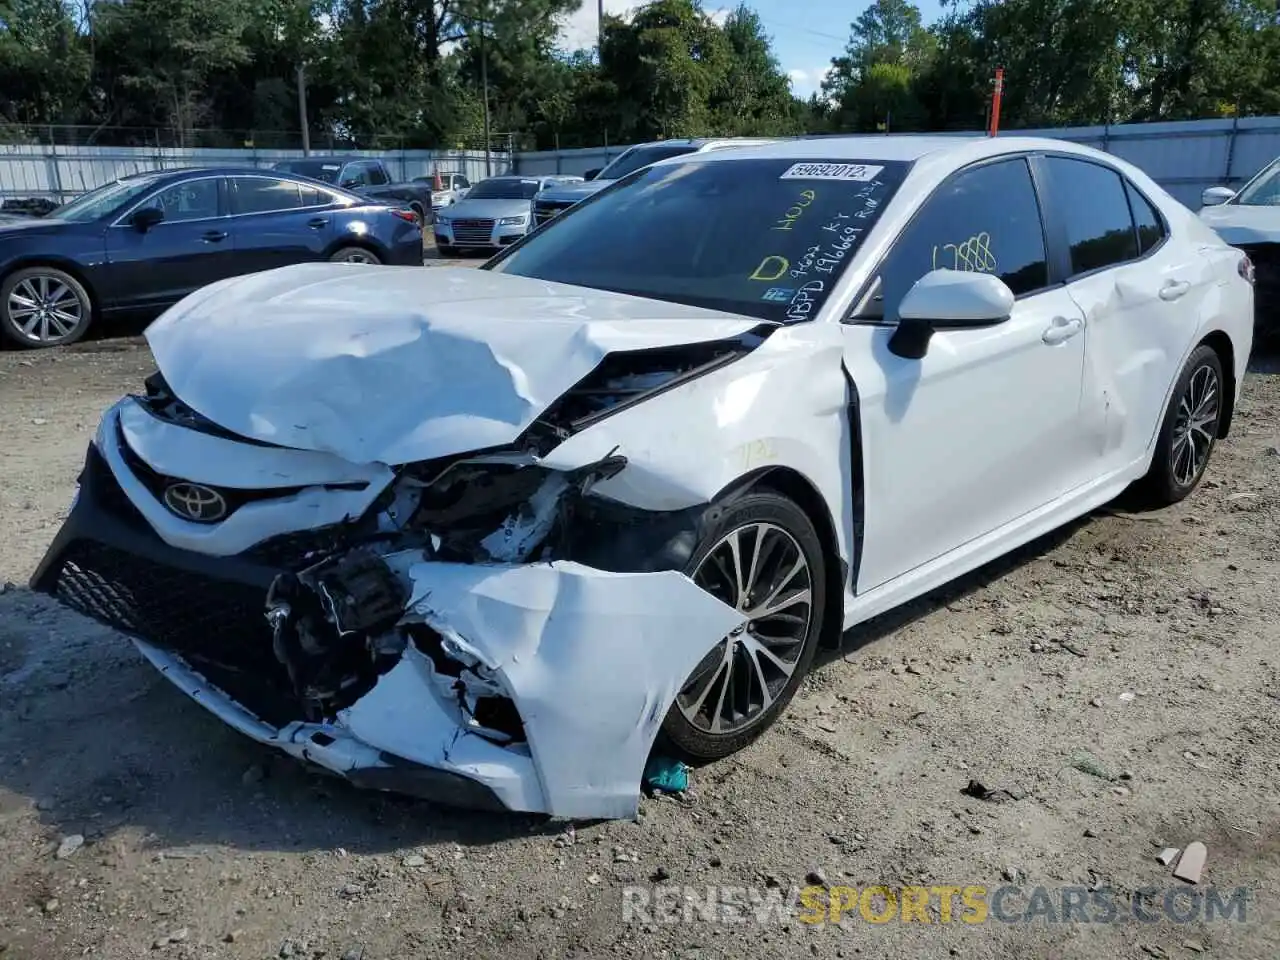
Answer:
[661,491,826,761]
[329,247,381,265]
[1,266,93,348]
[1135,344,1224,506]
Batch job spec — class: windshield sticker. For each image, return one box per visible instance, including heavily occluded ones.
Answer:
[321,164,340,171]
[932,232,998,272]
[761,286,795,302]
[780,162,885,182]
[773,189,816,231]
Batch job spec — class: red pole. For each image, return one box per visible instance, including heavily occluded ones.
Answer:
[989,68,1004,137]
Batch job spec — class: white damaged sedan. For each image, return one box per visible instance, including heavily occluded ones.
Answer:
[32,136,1253,819]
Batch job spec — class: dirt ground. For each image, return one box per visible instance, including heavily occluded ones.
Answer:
[1,266,1278,958]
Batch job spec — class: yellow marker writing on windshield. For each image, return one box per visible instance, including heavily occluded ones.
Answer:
[750,255,790,281]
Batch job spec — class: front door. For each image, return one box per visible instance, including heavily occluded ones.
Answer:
[104,176,234,310]
[840,156,1090,592]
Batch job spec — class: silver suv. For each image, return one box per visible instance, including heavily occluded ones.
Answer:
[532,138,778,226]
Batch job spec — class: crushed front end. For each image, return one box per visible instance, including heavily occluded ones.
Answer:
[30,343,755,820]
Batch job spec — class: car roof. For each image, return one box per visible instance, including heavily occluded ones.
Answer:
[663,134,1123,168]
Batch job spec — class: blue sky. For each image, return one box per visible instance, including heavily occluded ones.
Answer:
[558,0,947,98]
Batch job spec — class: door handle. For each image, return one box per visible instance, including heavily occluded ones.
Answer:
[307,217,329,229]
[200,230,228,243]
[1042,316,1083,345]
[1159,279,1191,301]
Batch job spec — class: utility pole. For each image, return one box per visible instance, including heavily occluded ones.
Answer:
[597,0,604,56]
[480,24,491,177]
[296,64,310,155]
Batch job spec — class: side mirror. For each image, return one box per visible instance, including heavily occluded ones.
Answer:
[1201,186,1234,207]
[889,270,1014,359]
[582,168,601,182]
[130,206,164,232]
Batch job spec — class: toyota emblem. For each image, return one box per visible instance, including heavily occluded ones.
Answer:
[162,482,228,523]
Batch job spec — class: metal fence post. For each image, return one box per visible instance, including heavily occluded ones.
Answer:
[1224,113,1240,186]
[46,125,64,202]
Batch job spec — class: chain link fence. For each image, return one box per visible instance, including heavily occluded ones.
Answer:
[0,126,518,203]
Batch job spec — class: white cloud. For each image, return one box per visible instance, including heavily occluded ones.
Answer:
[557,0,631,52]
[787,65,833,98]
[557,2,733,53]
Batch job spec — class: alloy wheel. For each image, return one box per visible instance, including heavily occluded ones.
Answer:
[6,273,85,344]
[340,250,377,264]
[677,523,814,735]
[1170,363,1220,487]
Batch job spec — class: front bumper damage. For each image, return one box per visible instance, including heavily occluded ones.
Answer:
[31,395,748,820]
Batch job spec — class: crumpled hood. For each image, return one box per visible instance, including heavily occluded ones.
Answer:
[537,180,611,203]
[1199,204,1280,245]
[145,262,760,466]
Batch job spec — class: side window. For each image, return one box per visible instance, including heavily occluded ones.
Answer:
[342,164,369,187]
[1125,180,1166,255]
[867,158,1049,321]
[456,175,470,189]
[232,177,303,215]
[1044,157,1139,276]
[140,179,220,223]
[366,163,390,186]
[299,184,332,208]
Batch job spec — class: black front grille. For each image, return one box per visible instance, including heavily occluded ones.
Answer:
[51,540,299,725]
[451,218,494,245]
[533,200,572,225]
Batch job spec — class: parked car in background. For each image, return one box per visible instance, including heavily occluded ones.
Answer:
[433,174,583,255]
[413,172,472,211]
[1200,157,1279,339]
[0,166,424,348]
[531,137,778,226]
[272,157,434,225]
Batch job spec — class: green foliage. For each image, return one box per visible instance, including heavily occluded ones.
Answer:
[1,0,1278,147]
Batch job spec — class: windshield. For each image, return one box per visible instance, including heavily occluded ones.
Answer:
[273,160,344,183]
[487,157,908,322]
[596,144,699,181]
[466,178,541,200]
[52,176,163,222]
[1234,160,1280,206]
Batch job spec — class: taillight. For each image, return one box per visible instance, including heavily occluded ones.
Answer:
[1239,253,1255,284]
[393,209,417,223]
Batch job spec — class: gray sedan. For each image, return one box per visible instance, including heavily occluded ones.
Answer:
[433,175,582,254]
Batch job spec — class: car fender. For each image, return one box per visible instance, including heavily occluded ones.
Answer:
[539,321,854,568]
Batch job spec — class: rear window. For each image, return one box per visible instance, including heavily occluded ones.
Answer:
[596,144,699,180]
[467,178,543,200]
[487,158,909,323]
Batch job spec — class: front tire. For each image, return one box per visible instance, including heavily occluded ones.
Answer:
[329,247,381,265]
[1136,344,1224,506]
[661,491,827,761]
[1,266,93,348]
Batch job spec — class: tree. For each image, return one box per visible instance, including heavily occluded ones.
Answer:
[822,0,934,131]
[710,5,804,135]
[0,0,92,126]
[94,0,253,142]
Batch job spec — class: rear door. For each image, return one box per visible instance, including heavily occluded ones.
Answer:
[104,175,235,309]
[226,175,338,273]
[1037,156,1215,474]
